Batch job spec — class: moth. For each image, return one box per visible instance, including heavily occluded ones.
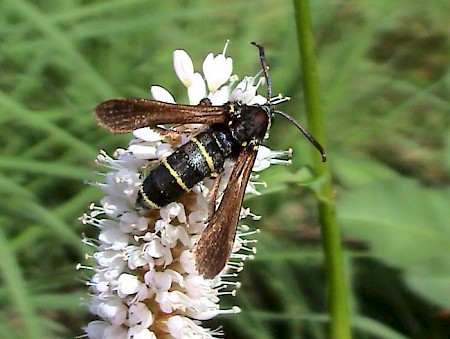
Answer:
[94,42,326,278]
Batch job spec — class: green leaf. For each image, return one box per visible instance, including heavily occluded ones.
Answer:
[405,257,450,308]
[339,178,450,307]
[339,178,450,267]
[333,153,398,188]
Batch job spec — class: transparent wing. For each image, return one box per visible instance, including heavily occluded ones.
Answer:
[193,148,258,278]
[94,98,229,134]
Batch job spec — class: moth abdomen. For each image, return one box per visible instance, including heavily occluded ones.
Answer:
[137,126,238,209]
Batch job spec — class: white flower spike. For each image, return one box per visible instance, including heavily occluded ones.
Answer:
[83,41,295,338]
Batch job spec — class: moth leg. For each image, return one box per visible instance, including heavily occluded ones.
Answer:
[206,172,223,220]
[150,126,186,145]
[198,98,212,107]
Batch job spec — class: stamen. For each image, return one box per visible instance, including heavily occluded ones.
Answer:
[269,94,291,105]
[222,39,230,55]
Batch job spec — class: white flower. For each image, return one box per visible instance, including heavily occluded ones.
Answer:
[90,296,127,325]
[230,75,266,104]
[254,146,292,172]
[167,315,218,338]
[128,302,154,328]
[116,273,147,299]
[150,85,176,103]
[187,72,207,104]
[82,41,293,338]
[208,84,232,105]
[203,41,233,92]
[173,49,194,87]
[85,320,129,339]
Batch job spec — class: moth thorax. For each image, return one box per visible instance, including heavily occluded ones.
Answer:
[230,105,270,145]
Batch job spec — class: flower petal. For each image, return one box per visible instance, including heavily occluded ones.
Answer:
[203,53,233,92]
[150,86,176,103]
[187,73,206,105]
[208,85,231,105]
[173,49,194,87]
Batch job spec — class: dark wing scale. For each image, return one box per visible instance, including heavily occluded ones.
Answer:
[94,98,229,134]
[193,147,258,279]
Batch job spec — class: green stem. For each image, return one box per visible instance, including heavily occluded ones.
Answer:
[292,1,352,338]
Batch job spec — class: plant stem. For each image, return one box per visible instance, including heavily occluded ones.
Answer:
[292,1,352,338]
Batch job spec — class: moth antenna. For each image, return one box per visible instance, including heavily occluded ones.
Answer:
[273,110,327,162]
[251,42,272,100]
[251,42,326,162]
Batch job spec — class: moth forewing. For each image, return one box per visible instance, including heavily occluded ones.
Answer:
[193,148,259,279]
[94,98,230,134]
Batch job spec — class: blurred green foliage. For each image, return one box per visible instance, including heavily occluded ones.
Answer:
[0,0,449,338]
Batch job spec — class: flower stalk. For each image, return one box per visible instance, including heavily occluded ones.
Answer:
[293,1,352,338]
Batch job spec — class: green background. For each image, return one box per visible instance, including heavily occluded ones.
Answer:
[1,0,449,338]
